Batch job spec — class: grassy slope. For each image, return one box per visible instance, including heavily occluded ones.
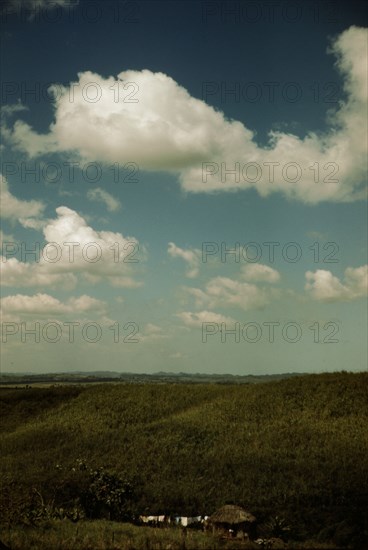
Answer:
[1,372,368,545]
[1,520,344,550]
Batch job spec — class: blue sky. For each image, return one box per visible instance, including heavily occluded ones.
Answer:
[0,0,367,374]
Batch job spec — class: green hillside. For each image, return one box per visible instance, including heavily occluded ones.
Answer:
[1,372,368,548]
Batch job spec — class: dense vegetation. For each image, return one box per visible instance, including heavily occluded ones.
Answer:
[1,372,367,548]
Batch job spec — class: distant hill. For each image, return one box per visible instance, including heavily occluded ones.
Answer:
[0,370,308,385]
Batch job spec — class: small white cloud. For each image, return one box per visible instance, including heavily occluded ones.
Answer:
[1,102,28,117]
[139,323,168,342]
[176,310,236,328]
[305,265,367,302]
[241,263,280,283]
[0,174,45,224]
[18,217,47,230]
[87,187,121,212]
[186,276,274,311]
[168,242,201,278]
[1,292,106,315]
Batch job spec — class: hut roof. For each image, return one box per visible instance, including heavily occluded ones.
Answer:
[210,505,256,525]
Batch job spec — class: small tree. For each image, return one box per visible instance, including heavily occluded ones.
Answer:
[265,515,292,541]
[81,466,135,521]
[24,459,136,523]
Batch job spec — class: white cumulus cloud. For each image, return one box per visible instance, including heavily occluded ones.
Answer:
[185,276,278,311]
[3,27,367,204]
[241,263,280,283]
[1,205,143,289]
[305,265,367,302]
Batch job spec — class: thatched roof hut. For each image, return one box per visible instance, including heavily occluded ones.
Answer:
[209,505,256,538]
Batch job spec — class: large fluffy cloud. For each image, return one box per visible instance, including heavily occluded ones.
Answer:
[4,27,367,203]
[305,265,367,302]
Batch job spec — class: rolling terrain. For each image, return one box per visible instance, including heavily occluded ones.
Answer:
[1,372,367,548]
